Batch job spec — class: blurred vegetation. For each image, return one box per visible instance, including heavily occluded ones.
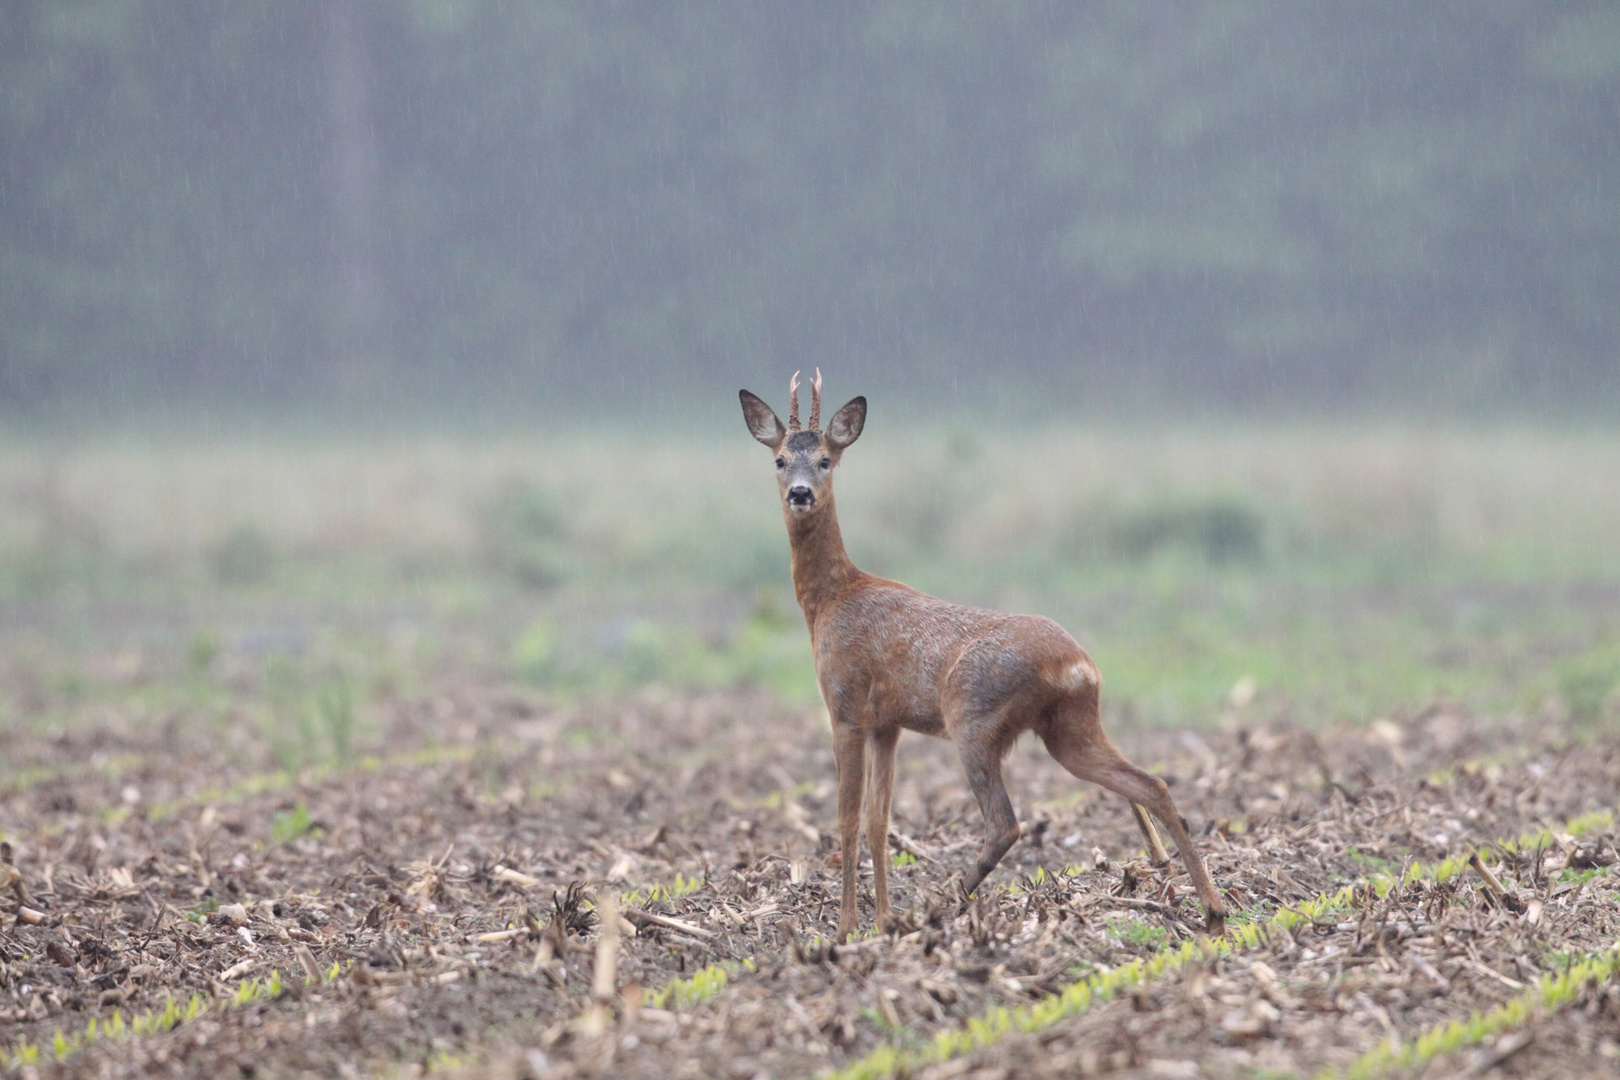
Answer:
[0,425,1617,738]
[1555,649,1620,729]
[2,2,1618,412]
[211,524,278,587]
[1092,498,1267,566]
[479,482,573,590]
[513,597,814,701]
[261,658,363,773]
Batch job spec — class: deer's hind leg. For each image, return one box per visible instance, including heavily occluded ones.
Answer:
[956,715,1022,898]
[1039,697,1228,934]
[865,726,900,932]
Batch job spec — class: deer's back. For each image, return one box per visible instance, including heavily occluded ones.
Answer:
[812,575,1093,737]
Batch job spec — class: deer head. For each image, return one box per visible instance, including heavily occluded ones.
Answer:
[739,369,866,514]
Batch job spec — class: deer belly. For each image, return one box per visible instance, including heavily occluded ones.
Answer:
[896,711,946,737]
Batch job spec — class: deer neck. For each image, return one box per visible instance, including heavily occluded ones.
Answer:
[786,493,859,624]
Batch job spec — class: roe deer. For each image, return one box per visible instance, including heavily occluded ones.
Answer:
[739,372,1227,939]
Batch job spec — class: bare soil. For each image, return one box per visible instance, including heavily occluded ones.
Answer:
[2,686,1618,1079]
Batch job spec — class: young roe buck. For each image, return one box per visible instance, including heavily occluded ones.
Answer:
[739,372,1228,939]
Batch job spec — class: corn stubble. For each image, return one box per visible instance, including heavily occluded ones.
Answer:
[0,682,1617,1078]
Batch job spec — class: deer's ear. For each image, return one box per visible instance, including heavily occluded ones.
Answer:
[825,396,866,450]
[739,389,785,448]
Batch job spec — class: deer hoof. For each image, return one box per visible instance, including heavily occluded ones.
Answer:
[938,874,973,913]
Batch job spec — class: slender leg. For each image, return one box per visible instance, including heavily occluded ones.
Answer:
[1131,802,1172,865]
[832,721,866,942]
[1042,722,1227,934]
[865,727,900,932]
[958,735,1021,898]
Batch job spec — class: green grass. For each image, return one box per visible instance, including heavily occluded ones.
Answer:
[1556,866,1607,888]
[512,601,818,701]
[647,963,741,1010]
[620,873,705,907]
[1345,848,1399,874]
[1,424,1617,724]
[1107,918,1169,949]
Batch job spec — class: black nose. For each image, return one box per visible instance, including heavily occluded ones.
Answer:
[787,485,814,506]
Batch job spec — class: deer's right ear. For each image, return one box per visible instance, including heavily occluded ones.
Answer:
[739,390,785,448]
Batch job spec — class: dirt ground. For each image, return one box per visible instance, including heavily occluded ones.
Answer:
[3,684,1619,1080]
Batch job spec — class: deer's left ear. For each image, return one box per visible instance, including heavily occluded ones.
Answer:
[825,396,866,451]
[739,389,786,448]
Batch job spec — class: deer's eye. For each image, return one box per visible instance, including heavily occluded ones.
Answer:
[819,458,832,470]
[775,457,786,469]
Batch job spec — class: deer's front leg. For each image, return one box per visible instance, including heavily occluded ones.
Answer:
[865,726,900,933]
[832,720,866,942]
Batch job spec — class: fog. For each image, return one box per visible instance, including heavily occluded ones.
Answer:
[2,2,1617,420]
[2,3,1617,732]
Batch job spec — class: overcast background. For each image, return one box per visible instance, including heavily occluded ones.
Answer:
[2,1,1618,422]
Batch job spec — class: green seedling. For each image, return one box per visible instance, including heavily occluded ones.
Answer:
[4,970,288,1071]
[271,802,314,845]
[650,963,733,1009]
[186,897,220,923]
[644,873,704,902]
[1558,866,1605,888]
[314,675,355,762]
[860,1005,913,1039]
[1112,919,1169,949]
[826,806,1611,1080]
[1327,941,1620,1080]
[1345,847,1398,873]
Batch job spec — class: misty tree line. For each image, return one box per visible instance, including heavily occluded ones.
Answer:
[1,1,1616,412]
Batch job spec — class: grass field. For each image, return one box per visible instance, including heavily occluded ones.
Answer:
[3,422,1617,724]
[1,421,1618,1077]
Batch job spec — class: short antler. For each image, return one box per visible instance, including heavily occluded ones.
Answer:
[809,368,823,431]
[788,370,802,431]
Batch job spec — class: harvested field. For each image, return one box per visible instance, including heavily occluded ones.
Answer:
[3,683,1618,1080]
